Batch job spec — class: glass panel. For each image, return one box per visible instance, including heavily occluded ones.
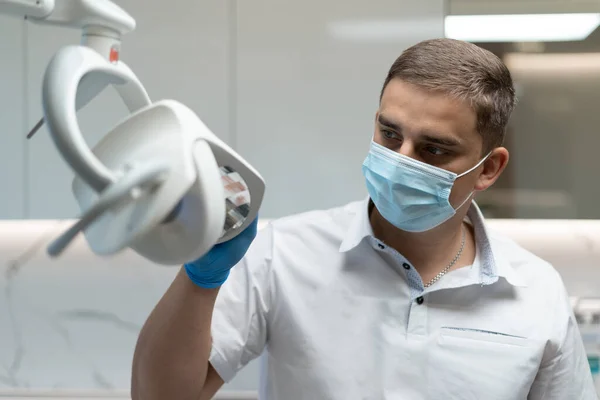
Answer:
[220,166,251,236]
[448,12,600,219]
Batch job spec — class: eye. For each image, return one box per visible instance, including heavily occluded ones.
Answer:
[424,146,447,156]
[381,130,398,140]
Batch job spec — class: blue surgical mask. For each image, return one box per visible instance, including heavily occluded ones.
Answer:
[362,141,490,232]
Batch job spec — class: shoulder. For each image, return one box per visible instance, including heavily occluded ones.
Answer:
[486,228,568,312]
[251,200,365,282]
[487,228,563,285]
[244,199,362,263]
[486,228,574,341]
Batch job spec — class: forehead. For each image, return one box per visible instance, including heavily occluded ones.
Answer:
[379,79,480,146]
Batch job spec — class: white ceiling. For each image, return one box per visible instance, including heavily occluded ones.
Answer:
[448,0,600,15]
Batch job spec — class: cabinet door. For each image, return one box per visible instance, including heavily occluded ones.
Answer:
[26,0,231,218]
[236,0,444,218]
[0,17,26,219]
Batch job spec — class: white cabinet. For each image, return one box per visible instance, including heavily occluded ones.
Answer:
[235,0,444,218]
[0,17,26,219]
[25,0,231,218]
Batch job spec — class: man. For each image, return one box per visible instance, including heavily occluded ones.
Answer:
[131,39,596,399]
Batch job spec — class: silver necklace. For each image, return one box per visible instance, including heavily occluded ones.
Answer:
[423,226,466,288]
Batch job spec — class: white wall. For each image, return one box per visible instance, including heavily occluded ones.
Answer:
[0,17,26,219]
[235,0,443,216]
[0,0,444,220]
[506,59,600,219]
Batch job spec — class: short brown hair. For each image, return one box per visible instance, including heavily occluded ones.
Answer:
[380,38,516,153]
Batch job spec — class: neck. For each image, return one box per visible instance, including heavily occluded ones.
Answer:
[369,202,476,279]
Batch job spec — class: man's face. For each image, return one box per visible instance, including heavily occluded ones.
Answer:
[374,78,507,208]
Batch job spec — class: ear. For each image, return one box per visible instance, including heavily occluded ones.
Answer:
[474,147,509,191]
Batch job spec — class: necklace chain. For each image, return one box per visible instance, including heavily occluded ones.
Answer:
[423,226,466,288]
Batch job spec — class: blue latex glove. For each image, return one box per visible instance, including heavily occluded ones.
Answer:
[184,217,259,289]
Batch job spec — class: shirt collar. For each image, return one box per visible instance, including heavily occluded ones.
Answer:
[466,202,527,288]
[338,196,374,253]
[339,197,527,288]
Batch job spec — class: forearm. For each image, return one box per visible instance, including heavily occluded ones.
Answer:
[132,267,219,400]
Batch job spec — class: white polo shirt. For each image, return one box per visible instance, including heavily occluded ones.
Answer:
[209,198,597,400]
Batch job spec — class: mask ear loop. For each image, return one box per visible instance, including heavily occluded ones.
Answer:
[453,152,493,211]
[456,152,492,179]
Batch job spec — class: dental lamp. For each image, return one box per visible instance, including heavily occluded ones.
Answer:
[0,0,265,265]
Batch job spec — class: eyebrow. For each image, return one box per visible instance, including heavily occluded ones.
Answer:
[422,133,461,147]
[378,114,461,147]
[377,115,402,132]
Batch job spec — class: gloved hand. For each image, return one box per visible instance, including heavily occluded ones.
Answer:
[184,217,259,289]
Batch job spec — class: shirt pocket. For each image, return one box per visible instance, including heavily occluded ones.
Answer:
[427,327,544,400]
[439,326,529,346]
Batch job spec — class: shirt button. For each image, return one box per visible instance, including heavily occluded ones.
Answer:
[402,263,410,270]
[377,243,385,249]
[416,296,424,305]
